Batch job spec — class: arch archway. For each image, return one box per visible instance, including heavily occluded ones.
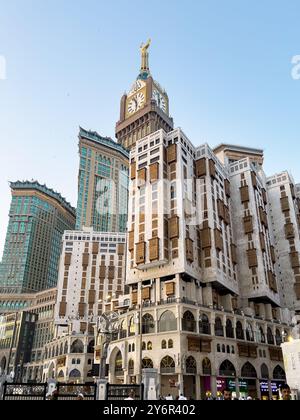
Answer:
[70,339,84,354]
[142,358,154,369]
[219,360,236,377]
[87,340,95,354]
[236,321,244,340]
[142,314,155,334]
[69,369,81,383]
[186,356,197,374]
[182,311,196,332]
[241,362,257,378]
[199,314,210,335]
[202,358,212,375]
[159,311,177,332]
[160,356,175,374]
[215,317,224,337]
[273,365,286,381]
[226,319,234,338]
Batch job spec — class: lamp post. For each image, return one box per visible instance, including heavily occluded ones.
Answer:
[96,295,119,381]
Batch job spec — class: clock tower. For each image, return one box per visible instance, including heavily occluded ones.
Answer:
[116,40,174,150]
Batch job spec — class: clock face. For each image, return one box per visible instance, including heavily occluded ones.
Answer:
[127,92,145,115]
[128,79,146,96]
[152,89,167,113]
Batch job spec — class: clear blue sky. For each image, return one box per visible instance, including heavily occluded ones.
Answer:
[0,0,300,256]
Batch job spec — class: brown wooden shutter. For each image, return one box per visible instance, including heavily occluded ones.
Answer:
[166,282,175,296]
[262,188,268,205]
[78,303,85,317]
[285,223,295,239]
[224,205,230,225]
[128,231,134,251]
[244,216,253,234]
[231,244,237,265]
[137,168,147,187]
[149,238,159,261]
[290,251,300,268]
[167,144,177,164]
[92,242,99,254]
[88,290,96,304]
[217,199,225,221]
[214,229,223,252]
[169,216,179,239]
[281,196,290,212]
[270,246,276,264]
[186,238,194,262]
[64,253,72,266]
[240,186,250,203]
[118,243,125,255]
[225,179,231,198]
[108,266,115,279]
[136,242,146,265]
[251,172,257,189]
[99,265,106,279]
[80,323,87,333]
[259,207,267,227]
[290,183,296,199]
[201,227,211,249]
[59,302,67,317]
[130,161,136,180]
[82,253,89,267]
[142,287,151,300]
[260,233,266,252]
[131,291,138,305]
[149,162,159,183]
[195,158,206,178]
[247,248,258,268]
[209,159,216,179]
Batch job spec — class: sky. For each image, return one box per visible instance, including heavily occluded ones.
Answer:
[0,0,300,257]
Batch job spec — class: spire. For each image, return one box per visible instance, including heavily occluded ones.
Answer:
[139,39,151,78]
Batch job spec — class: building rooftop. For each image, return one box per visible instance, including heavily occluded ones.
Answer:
[10,181,76,216]
[213,143,264,156]
[79,126,129,159]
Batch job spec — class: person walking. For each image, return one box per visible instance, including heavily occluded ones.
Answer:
[280,384,292,401]
[222,388,232,401]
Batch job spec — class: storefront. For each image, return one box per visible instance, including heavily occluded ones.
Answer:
[200,376,212,400]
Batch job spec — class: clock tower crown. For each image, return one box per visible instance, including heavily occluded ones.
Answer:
[116,41,174,151]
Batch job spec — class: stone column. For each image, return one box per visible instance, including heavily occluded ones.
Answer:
[256,379,261,400]
[268,380,273,400]
[235,378,240,399]
[178,373,184,396]
[196,375,201,400]
[97,379,108,400]
[211,375,217,398]
[142,369,159,400]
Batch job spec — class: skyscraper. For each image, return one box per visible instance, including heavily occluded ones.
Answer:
[116,40,174,150]
[0,181,76,294]
[76,127,129,233]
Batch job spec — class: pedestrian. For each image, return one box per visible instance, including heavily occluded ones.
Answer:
[222,388,232,401]
[280,384,292,401]
[125,390,136,400]
[165,393,173,400]
[76,393,84,400]
[178,393,187,400]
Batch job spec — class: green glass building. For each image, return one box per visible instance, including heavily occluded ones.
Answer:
[76,127,129,233]
[0,181,76,294]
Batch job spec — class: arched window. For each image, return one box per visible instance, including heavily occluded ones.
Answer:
[267,328,275,345]
[59,343,63,355]
[202,358,212,375]
[246,323,254,342]
[236,321,244,340]
[227,345,230,354]
[55,346,59,357]
[160,356,175,374]
[226,319,234,338]
[87,340,94,354]
[217,344,221,352]
[129,317,135,336]
[142,358,154,369]
[159,311,177,332]
[70,340,84,354]
[231,346,235,354]
[142,314,155,334]
[132,343,135,352]
[147,341,152,351]
[58,370,64,380]
[275,329,282,346]
[44,349,48,360]
[69,369,81,379]
[142,342,146,351]
[128,344,132,353]
[128,360,134,375]
[258,327,266,344]
[261,364,269,379]
[222,344,226,353]
[186,356,197,374]
[273,365,286,380]
[168,339,174,349]
[215,317,224,337]
[72,358,76,364]
[199,314,211,335]
[115,351,123,376]
[161,340,167,349]
[64,342,68,354]
[241,362,257,378]
[182,311,196,332]
[219,360,236,377]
